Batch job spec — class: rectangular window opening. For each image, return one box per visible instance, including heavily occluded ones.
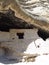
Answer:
[17,33,24,39]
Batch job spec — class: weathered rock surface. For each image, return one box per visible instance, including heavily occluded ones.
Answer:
[0,0,49,32]
[14,0,49,32]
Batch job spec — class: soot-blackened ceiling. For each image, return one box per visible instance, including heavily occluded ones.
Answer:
[0,9,34,32]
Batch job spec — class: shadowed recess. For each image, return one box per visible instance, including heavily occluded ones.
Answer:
[0,8,34,32]
[37,29,49,40]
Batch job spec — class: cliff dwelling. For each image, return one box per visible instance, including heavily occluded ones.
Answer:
[0,8,49,62]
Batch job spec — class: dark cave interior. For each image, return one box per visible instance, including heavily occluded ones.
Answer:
[37,29,49,40]
[0,9,34,32]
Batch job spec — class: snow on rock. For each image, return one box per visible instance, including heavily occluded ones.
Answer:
[8,57,49,65]
[24,38,49,55]
[24,41,37,54]
[0,63,4,65]
[22,38,49,62]
[26,0,39,3]
[24,38,45,54]
[35,55,49,65]
[16,0,49,23]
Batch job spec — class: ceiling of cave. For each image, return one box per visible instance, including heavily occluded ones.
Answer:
[0,8,35,32]
[0,0,49,32]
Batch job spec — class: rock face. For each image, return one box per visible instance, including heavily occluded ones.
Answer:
[0,0,49,32]
[16,0,49,32]
[16,0,49,23]
[0,0,49,64]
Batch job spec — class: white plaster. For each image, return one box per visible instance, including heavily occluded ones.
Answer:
[0,29,40,60]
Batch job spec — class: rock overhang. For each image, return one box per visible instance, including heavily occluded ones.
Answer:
[0,0,49,32]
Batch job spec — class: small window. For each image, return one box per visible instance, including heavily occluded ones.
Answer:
[17,33,24,39]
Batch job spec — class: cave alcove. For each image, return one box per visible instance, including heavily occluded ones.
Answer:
[0,8,34,32]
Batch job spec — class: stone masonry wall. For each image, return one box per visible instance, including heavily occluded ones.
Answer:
[0,29,40,61]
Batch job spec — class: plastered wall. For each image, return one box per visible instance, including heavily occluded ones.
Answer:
[0,29,40,61]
